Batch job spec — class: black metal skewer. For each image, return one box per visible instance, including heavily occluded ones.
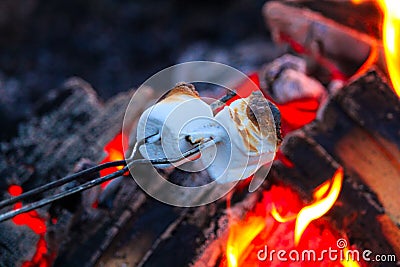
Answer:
[0,166,128,222]
[0,160,127,210]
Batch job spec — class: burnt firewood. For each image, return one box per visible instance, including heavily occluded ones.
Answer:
[0,220,40,266]
[263,1,386,80]
[0,77,102,192]
[334,69,400,150]
[286,0,382,39]
[48,88,154,265]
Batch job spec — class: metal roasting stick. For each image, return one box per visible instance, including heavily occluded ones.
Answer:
[0,160,127,210]
[210,90,237,111]
[0,166,129,222]
[0,90,235,222]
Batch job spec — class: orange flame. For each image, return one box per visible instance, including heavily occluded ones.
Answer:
[270,203,297,223]
[312,179,331,200]
[99,132,127,189]
[226,216,265,267]
[269,168,344,246]
[8,185,47,234]
[295,168,343,245]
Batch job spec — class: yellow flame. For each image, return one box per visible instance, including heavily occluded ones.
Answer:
[341,247,362,267]
[226,216,265,267]
[313,179,331,200]
[109,149,124,170]
[271,203,297,223]
[227,246,238,267]
[270,170,343,246]
[379,0,400,97]
[352,0,400,97]
[294,168,344,246]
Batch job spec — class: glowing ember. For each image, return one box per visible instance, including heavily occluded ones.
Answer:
[223,168,359,267]
[8,185,52,266]
[8,185,23,196]
[12,202,46,235]
[99,132,127,189]
[234,72,320,135]
[9,185,46,235]
[275,98,320,134]
[21,236,51,267]
[279,33,347,81]
[274,150,295,168]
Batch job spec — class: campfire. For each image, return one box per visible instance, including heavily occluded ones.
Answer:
[0,1,399,267]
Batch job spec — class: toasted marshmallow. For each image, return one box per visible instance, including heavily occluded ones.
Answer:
[201,91,280,183]
[136,83,214,168]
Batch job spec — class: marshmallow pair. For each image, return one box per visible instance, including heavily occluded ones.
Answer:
[136,83,279,183]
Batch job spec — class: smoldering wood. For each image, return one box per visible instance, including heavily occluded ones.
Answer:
[47,87,154,265]
[305,69,400,226]
[95,167,270,266]
[0,77,101,191]
[190,191,263,267]
[263,1,387,80]
[335,69,400,150]
[92,170,254,266]
[0,78,103,263]
[0,221,40,267]
[96,181,269,266]
[259,54,328,104]
[285,0,382,39]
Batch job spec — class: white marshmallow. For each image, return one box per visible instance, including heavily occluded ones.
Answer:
[136,84,214,168]
[201,91,278,183]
